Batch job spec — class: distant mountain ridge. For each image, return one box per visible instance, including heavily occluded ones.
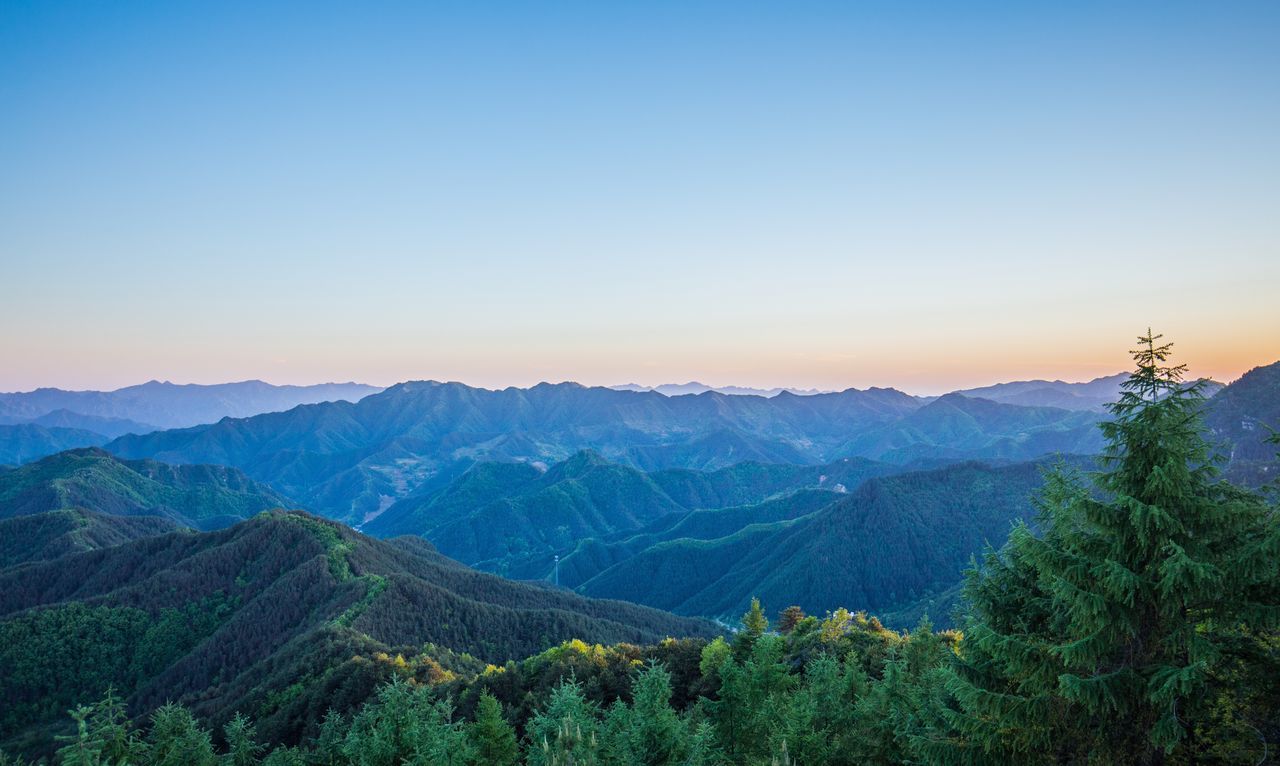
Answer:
[0,379,382,430]
[612,382,831,397]
[950,372,1225,411]
[950,373,1129,410]
[0,423,109,465]
[0,409,160,439]
[0,447,292,530]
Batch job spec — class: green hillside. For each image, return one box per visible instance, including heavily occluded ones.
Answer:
[649,456,899,509]
[542,489,842,588]
[369,451,687,571]
[1205,360,1280,486]
[0,511,716,756]
[0,448,294,530]
[0,509,184,568]
[367,454,910,581]
[577,460,1075,626]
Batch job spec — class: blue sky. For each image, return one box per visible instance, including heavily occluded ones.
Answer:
[2,1,1278,394]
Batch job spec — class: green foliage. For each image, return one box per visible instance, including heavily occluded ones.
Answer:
[526,679,601,766]
[148,703,216,766]
[223,713,263,766]
[732,598,769,660]
[25,585,1277,765]
[339,678,471,766]
[0,509,183,568]
[467,693,517,766]
[0,511,713,756]
[0,597,231,738]
[929,332,1280,764]
[54,688,145,766]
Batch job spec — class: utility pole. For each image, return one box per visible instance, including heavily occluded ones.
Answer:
[554,554,560,587]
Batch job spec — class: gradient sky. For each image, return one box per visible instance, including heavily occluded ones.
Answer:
[2,1,1278,395]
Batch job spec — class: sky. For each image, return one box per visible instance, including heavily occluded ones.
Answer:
[2,1,1278,396]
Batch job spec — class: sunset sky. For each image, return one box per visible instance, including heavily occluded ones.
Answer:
[2,1,1278,395]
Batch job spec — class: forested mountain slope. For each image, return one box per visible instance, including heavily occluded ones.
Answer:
[0,448,292,530]
[0,509,184,568]
[1205,360,1280,486]
[367,453,909,576]
[577,460,1071,625]
[367,451,685,567]
[0,511,715,755]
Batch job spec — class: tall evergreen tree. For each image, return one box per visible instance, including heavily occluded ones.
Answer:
[222,713,262,766]
[467,692,518,766]
[733,598,769,662]
[148,703,216,766]
[925,332,1280,765]
[526,678,601,766]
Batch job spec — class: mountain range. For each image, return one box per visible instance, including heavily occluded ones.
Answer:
[104,380,1110,524]
[0,360,1275,758]
[1204,361,1280,486]
[611,382,831,397]
[949,372,1226,411]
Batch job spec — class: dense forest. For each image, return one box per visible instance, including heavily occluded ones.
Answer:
[0,448,292,530]
[3,334,1277,764]
[0,510,713,756]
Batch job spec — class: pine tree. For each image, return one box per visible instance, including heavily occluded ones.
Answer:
[622,663,687,766]
[924,332,1280,765]
[733,598,769,661]
[468,692,518,766]
[526,678,601,766]
[148,703,217,766]
[55,689,144,766]
[222,713,262,766]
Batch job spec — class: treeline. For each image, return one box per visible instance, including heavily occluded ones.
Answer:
[14,605,953,765]
[8,335,1280,763]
